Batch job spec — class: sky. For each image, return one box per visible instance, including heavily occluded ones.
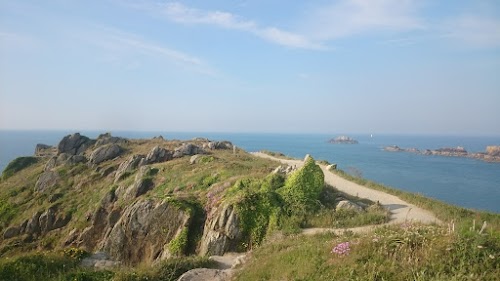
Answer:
[1,0,499,135]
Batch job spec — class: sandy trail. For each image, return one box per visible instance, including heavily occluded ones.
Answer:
[252,152,441,229]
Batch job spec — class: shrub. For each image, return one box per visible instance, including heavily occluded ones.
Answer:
[280,156,324,215]
[1,157,38,180]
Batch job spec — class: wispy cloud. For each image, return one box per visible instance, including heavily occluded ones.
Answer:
[77,25,213,74]
[161,2,324,50]
[303,0,425,40]
[441,16,500,48]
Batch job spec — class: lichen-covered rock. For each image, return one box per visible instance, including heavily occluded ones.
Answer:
[173,143,204,158]
[200,204,242,256]
[35,171,59,192]
[89,144,122,165]
[57,133,94,155]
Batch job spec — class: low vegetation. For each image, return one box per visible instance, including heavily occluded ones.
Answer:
[236,222,500,280]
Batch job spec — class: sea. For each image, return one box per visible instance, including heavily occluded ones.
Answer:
[1,130,499,213]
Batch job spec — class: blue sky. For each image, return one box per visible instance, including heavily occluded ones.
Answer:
[1,0,499,134]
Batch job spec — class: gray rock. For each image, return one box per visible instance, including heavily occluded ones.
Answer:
[3,226,21,239]
[336,200,364,213]
[101,199,191,265]
[35,171,59,192]
[173,143,204,158]
[328,136,358,144]
[35,144,55,156]
[144,146,172,164]
[272,165,296,175]
[25,212,42,235]
[206,141,233,150]
[200,204,242,256]
[58,133,94,155]
[326,164,337,171]
[190,155,201,164]
[95,133,128,147]
[89,144,122,165]
[114,154,145,182]
[81,252,121,269]
[177,268,231,281]
[124,167,155,199]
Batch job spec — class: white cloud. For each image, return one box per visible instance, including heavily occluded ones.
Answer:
[161,2,324,50]
[78,26,213,74]
[304,0,425,40]
[442,16,500,48]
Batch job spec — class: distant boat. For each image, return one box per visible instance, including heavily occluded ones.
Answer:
[370,134,373,138]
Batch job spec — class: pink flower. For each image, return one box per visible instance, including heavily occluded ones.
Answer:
[332,242,351,256]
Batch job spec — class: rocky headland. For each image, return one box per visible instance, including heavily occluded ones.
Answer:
[328,136,358,144]
[384,145,500,162]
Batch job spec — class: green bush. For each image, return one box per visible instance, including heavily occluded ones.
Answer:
[1,157,38,180]
[168,228,189,256]
[0,198,16,228]
[280,156,324,215]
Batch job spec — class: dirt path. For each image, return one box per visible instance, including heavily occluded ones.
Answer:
[252,152,441,228]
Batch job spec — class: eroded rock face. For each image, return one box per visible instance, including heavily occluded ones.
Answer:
[58,133,94,155]
[35,144,55,156]
[90,144,122,165]
[123,167,155,199]
[35,171,59,192]
[101,199,191,265]
[200,204,242,256]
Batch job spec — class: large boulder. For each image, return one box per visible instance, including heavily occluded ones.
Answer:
[173,143,204,158]
[144,146,172,164]
[199,204,242,256]
[89,144,122,165]
[206,141,233,150]
[101,199,191,265]
[123,167,155,199]
[35,171,59,192]
[58,133,94,155]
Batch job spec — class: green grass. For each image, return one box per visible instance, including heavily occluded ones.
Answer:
[236,223,500,280]
[0,253,213,281]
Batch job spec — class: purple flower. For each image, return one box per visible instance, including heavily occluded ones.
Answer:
[331,242,351,256]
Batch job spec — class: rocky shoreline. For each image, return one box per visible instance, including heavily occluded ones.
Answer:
[384,145,500,163]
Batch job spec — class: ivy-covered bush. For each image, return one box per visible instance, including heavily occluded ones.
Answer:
[280,156,324,215]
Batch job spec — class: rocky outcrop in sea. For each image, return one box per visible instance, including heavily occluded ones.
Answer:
[328,136,358,144]
[384,145,500,162]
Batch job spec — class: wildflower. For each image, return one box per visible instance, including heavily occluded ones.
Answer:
[332,242,351,256]
[477,245,484,249]
[489,254,495,259]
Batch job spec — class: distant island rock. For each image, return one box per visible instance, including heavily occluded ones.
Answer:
[384,145,500,163]
[328,136,358,144]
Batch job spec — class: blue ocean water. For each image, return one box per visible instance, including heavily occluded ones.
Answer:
[1,131,499,213]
